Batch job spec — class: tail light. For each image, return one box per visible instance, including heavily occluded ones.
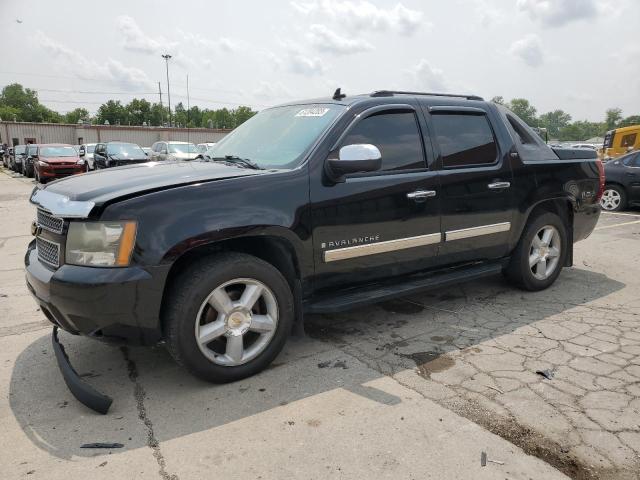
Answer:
[596,159,605,202]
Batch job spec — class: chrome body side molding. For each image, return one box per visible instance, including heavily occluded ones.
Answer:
[445,222,511,241]
[30,189,95,219]
[323,233,441,263]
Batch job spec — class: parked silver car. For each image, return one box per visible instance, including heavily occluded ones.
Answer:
[149,141,199,161]
[78,143,98,170]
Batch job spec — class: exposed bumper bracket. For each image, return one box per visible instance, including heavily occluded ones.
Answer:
[52,326,113,414]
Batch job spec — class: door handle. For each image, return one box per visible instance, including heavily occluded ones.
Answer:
[407,190,437,201]
[488,181,511,190]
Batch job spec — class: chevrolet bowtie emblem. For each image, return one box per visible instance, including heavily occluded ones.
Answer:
[31,221,41,237]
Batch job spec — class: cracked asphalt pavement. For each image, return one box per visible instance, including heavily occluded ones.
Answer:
[1,167,639,479]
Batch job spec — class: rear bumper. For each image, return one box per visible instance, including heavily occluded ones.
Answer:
[25,241,169,345]
[574,203,600,242]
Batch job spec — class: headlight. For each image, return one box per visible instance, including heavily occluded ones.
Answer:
[38,160,48,166]
[66,221,137,267]
[77,159,85,165]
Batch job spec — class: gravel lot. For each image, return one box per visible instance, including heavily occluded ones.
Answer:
[1,167,639,480]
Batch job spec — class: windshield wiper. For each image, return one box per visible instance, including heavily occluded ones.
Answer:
[211,155,263,170]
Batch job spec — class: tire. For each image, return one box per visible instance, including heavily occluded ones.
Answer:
[600,185,626,212]
[164,252,294,383]
[505,212,568,291]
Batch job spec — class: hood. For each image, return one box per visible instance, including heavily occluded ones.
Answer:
[171,152,199,160]
[40,160,265,205]
[109,153,148,162]
[41,156,81,164]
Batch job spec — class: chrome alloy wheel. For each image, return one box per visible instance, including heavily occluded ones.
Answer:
[600,188,621,211]
[529,225,561,281]
[194,278,278,366]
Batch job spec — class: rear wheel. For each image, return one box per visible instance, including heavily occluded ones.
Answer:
[505,212,568,291]
[600,185,626,212]
[164,252,294,383]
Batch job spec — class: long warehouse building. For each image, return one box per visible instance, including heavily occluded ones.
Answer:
[0,121,231,147]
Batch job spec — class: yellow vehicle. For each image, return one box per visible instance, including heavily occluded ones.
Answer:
[603,124,640,160]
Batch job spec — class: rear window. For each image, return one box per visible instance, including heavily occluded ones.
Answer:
[621,133,637,148]
[431,113,498,167]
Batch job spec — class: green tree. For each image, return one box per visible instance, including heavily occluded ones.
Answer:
[0,83,61,122]
[63,108,90,124]
[605,108,622,131]
[232,106,256,125]
[125,98,152,125]
[0,105,19,121]
[149,103,169,126]
[539,110,572,139]
[490,96,505,105]
[507,98,537,127]
[619,115,640,128]
[96,100,127,125]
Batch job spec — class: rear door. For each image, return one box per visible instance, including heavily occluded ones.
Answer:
[311,103,442,293]
[624,153,640,201]
[424,105,515,265]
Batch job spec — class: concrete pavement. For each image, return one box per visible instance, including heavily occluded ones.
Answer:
[1,166,639,479]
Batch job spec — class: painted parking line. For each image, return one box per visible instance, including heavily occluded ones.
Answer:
[601,211,640,218]
[595,219,640,231]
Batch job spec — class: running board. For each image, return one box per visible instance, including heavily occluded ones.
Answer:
[304,262,504,314]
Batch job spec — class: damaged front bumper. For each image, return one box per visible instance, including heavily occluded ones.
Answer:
[52,326,113,414]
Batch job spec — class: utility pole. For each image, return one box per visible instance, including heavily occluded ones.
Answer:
[161,54,172,126]
[158,82,164,126]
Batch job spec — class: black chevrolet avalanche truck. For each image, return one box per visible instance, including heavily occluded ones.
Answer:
[26,90,603,412]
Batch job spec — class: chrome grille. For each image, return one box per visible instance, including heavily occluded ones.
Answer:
[36,237,60,268]
[37,208,64,234]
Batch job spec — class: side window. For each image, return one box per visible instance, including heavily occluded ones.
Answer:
[431,113,498,168]
[624,153,640,167]
[151,142,158,152]
[621,133,637,148]
[340,111,426,172]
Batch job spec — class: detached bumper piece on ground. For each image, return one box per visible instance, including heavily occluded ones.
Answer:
[52,326,113,414]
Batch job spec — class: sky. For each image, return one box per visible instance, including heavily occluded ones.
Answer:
[0,0,638,121]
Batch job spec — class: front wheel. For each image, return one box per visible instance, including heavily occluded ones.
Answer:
[600,185,626,212]
[164,252,294,383]
[505,212,568,291]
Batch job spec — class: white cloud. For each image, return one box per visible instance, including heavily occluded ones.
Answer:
[509,34,544,67]
[116,15,175,54]
[286,51,326,76]
[408,60,448,91]
[517,0,598,27]
[253,81,291,101]
[291,0,427,35]
[35,31,154,91]
[307,24,373,55]
[179,31,239,54]
[472,0,505,26]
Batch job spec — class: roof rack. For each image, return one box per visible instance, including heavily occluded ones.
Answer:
[370,90,484,101]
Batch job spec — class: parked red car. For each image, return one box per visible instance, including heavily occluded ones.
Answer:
[32,144,87,184]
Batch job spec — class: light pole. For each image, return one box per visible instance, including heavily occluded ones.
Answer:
[161,54,172,126]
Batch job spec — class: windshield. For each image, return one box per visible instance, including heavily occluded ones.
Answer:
[15,146,25,154]
[107,143,145,157]
[207,104,345,169]
[86,145,96,153]
[169,143,198,154]
[40,146,77,157]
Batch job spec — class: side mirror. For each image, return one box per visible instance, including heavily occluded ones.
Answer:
[327,144,382,178]
[79,149,85,157]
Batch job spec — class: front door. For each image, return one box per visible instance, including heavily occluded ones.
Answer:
[423,105,515,265]
[310,104,441,294]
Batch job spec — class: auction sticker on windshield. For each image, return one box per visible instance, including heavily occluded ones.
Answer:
[295,107,330,117]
